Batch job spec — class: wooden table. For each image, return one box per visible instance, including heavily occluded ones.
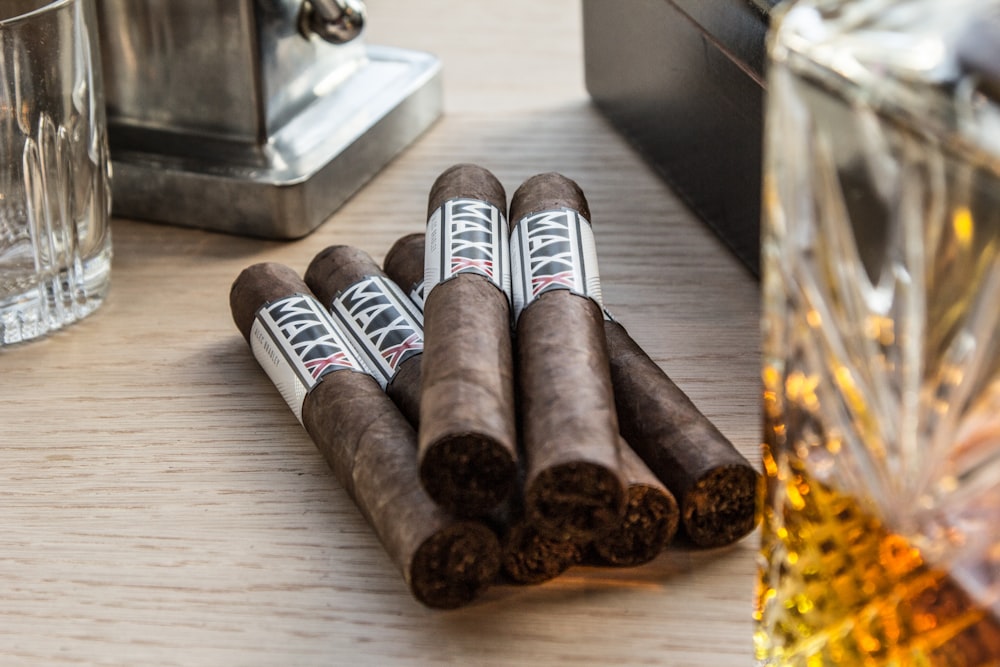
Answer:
[0,1,762,664]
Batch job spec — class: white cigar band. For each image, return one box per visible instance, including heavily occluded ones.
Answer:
[250,293,368,424]
[328,275,425,390]
[510,207,603,322]
[424,197,512,301]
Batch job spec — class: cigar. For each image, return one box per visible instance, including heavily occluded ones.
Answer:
[379,246,587,583]
[605,318,760,547]
[384,230,757,548]
[383,233,427,309]
[418,164,519,516]
[304,245,423,426]
[509,173,628,542]
[491,472,585,585]
[588,438,679,566]
[230,262,501,608]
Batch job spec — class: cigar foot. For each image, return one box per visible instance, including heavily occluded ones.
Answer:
[410,521,502,609]
[526,462,627,542]
[591,484,679,566]
[420,435,517,517]
[501,524,583,585]
[603,319,761,548]
[682,464,760,548]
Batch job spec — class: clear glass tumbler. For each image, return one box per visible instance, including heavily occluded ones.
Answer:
[0,0,112,346]
[757,0,1000,664]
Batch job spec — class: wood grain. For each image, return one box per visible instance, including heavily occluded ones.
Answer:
[0,0,761,663]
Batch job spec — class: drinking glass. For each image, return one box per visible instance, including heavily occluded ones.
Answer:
[756,0,1000,663]
[0,0,112,346]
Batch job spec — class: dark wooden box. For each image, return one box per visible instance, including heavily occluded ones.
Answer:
[583,0,778,276]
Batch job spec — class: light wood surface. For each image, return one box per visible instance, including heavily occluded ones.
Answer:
[0,1,762,664]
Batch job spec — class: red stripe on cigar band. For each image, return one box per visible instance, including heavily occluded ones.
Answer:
[424,198,512,299]
[329,276,425,389]
[510,208,603,321]
[250,294,368,423]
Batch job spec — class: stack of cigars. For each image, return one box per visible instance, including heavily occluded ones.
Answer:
[230,164,760,609]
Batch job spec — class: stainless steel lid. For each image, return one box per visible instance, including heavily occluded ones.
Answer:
[96,0,442,238]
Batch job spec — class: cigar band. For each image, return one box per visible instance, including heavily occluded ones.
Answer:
[409,281,426,311]
[424,197,512,299]
[510,207,603,320]
[328,275,425,389]
[250,294,368,423]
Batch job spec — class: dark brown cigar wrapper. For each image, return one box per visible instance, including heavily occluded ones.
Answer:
[509,173,627,542]
[230,262,501,608]
[588,438,679,567]
[383,232,427,306]
[307,245,579,584]
[382,240,585,583]
[419,164,519,517]
[384,229,757,550]
[305,245,423,427]
[604,319,760,548]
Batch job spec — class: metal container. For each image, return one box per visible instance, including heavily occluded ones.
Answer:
[95,0,442,238]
